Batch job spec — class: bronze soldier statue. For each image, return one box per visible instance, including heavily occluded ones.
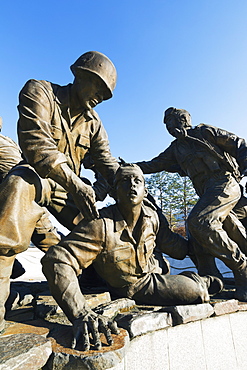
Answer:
[136,107,247,302]
[42,164,222,350]
[0,51,119,333]
[0,118,61,250]
[0,118,62,330]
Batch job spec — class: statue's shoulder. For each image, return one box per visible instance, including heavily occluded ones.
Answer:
[0,135,21,153]
[167,139,178,151]
[196,123,217,131]
[193,123,220,139]
[142,200,159,221]
[21,79,60,95]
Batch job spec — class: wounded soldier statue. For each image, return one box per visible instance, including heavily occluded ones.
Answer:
[42,164,223,350]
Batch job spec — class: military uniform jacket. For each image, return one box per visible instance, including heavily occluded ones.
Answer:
[137,124,247,196]
[59,202,184,291]
[17,79,118,182]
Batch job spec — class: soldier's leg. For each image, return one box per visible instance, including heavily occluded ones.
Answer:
[0,166,46,332]
[189,236,223,279]
[223,212,247,255]
[188,212,247,279]
[131,272,223,306]
[233,193,247,230]
[0,254,16,333]
[0,166,45,253]
[187,175,243,268]
[187,175,247,300]
[31,208,61,253]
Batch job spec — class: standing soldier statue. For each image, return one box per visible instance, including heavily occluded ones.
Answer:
[137,107,247,302]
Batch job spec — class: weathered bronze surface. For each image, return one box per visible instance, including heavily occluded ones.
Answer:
[0,51,119,334]
[1,56,247,354]
[42,164,222,350]
[137,107,247,302]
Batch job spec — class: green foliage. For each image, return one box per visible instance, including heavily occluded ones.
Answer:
[145,171,198,227]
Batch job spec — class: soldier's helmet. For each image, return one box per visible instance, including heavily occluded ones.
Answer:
[70,51,117,100]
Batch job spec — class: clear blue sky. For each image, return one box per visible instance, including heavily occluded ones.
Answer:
[2,1,244,269]
[1,0,247,165]
[0,0,246,240]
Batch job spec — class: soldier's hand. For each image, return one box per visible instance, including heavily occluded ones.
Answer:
[72,181,99,220]
[72,310,119,351]
[48,163,99,220]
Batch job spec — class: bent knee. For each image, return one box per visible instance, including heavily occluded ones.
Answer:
[3,166,43,200]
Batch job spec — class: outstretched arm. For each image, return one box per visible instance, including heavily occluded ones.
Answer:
[136,144,183,175]
[42,246,118,350]
[41,219,119,350]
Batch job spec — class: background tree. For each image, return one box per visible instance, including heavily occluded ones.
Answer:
[146,171,198,230]
[179,176,198,223]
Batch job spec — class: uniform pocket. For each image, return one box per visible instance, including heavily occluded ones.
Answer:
[107,245,132,263]
[77,134,90,149]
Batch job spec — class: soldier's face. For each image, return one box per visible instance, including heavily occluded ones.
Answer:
[116,173,147,207]
[165,113,191,138]
[74,72,109,111]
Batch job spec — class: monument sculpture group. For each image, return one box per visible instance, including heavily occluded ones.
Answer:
[0,51,247,351]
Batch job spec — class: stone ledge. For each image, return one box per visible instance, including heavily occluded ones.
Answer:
[2,280,247,369]
[212,299,239,316]
[164,303,214,325]
[94,298,136,318]
[116,311,172,338]
[0,333,52,370]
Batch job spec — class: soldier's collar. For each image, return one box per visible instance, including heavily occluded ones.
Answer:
[53,84,72,106]
[113,203,152,233]
[55,84,98,122]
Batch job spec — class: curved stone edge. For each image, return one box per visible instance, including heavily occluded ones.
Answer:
[115,300,242,340]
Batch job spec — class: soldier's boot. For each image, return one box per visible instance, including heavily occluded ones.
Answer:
[233,259,247,302]
[201,275,224,295]
[179,271,223,303]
